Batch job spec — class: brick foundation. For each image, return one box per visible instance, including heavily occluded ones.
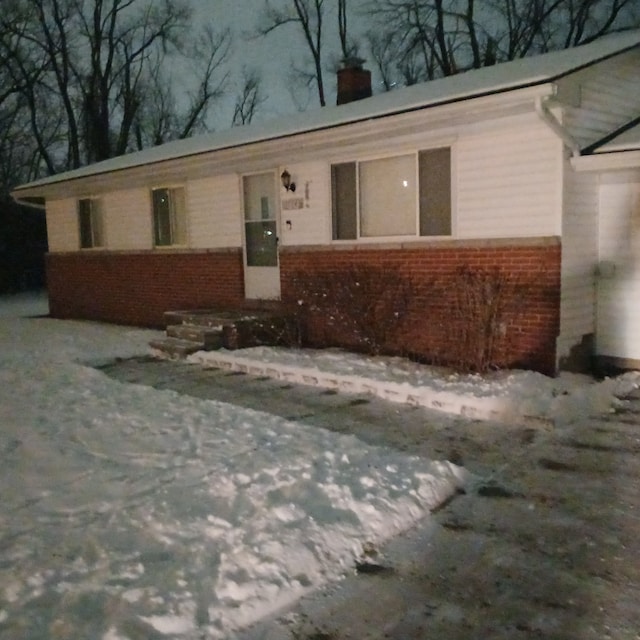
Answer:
[280,239,561,375]
[46,250,245,327]
[46,240,561,374]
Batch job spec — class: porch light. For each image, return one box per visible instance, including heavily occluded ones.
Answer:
[280,169,296,192]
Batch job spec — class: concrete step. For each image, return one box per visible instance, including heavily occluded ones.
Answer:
[149,336,204,358]
[163,309,280,329]
[166,324,223,349]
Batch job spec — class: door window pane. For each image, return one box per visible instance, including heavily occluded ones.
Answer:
[245,221,278,266]
[243,173,275,222]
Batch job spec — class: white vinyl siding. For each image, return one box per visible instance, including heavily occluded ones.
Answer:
[280,161,329,246]
[456,116,561,238]
[596,176,640,360]
[557,162,599,361]
[103,189,152,250]
[188,175,242,249]
[46,199,79,252]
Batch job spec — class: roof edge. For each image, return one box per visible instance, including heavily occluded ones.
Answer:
[582,114,640,155]
[12,29,640,196]
[12,83,557,198]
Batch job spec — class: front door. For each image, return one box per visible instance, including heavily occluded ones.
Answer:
[242,172,281,300]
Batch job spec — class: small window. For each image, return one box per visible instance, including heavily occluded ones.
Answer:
[152,187,187,247]
[78,198,104,248]
[331,148,451,240]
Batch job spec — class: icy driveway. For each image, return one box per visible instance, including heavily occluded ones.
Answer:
[0,296,465,639]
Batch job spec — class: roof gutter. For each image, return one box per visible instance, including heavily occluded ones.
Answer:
[11,195,46,210]
[535,95,581,158]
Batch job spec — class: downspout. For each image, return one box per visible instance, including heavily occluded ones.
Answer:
[535,95,581,158]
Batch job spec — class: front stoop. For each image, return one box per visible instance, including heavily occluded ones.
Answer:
[149,336,205,358]
[150,308,294,359]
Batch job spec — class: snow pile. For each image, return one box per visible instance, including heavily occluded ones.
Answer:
[189,346,640,426]
[0,294,465,640]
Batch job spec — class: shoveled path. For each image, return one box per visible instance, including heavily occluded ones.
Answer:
[100,357,640,640]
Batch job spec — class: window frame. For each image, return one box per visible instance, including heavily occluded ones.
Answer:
[331,146,453,242]
[77,197,105,249]
[151,185,188,248]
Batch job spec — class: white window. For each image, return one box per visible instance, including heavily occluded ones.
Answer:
[332,148,451,240]
[152,187,187,247]
[78,198,104,249]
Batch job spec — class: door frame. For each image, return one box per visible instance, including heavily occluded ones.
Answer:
[241,170,281,300]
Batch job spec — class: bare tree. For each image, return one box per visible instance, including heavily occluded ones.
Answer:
[133,25,232,148]
[364,0,640,87]
[365,29,399,91]
[257,0,328,106]
[338,0,358,59]
[232,67,267,126]
[0,0,231,176]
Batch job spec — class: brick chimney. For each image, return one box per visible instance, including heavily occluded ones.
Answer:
[337,57,372,105]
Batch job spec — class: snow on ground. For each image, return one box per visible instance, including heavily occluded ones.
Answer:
[0,293,466,640]
[189,346,640,427]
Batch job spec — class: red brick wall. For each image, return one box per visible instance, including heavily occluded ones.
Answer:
[280,240,561,374]
[46,250,245,327]
[46,240,561,373]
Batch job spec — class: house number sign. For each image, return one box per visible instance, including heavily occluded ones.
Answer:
[282,197,305,210]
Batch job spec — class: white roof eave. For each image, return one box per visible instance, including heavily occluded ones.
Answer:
[572,150,640,172]
[12,28,640,198]
[13,83,557,200]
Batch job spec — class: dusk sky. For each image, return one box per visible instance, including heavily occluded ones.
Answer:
[194,0,370,127]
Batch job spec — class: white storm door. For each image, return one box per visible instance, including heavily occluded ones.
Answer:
[242,172,281,299]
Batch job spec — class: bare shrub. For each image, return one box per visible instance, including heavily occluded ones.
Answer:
[222,315,302,350]
[285,263,414,356]
[425,265,541,373]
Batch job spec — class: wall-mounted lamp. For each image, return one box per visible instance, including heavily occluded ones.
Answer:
[280,169,296,192]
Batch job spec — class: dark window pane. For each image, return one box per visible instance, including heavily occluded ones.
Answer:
[153,188,172,246]
[419,148,451,236]
[331,162,357,240]
[78,199,93,248]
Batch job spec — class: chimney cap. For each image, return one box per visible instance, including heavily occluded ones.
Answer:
[340,56,366,70]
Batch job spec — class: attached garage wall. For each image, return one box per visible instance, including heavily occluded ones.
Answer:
[557,160,599,366]
[596,173,640,364]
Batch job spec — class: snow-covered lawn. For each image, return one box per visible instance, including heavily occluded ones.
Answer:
[2,293,638,640]
[0,293,466,640]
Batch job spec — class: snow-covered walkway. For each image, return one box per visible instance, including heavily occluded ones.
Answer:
[187,343,640,428]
